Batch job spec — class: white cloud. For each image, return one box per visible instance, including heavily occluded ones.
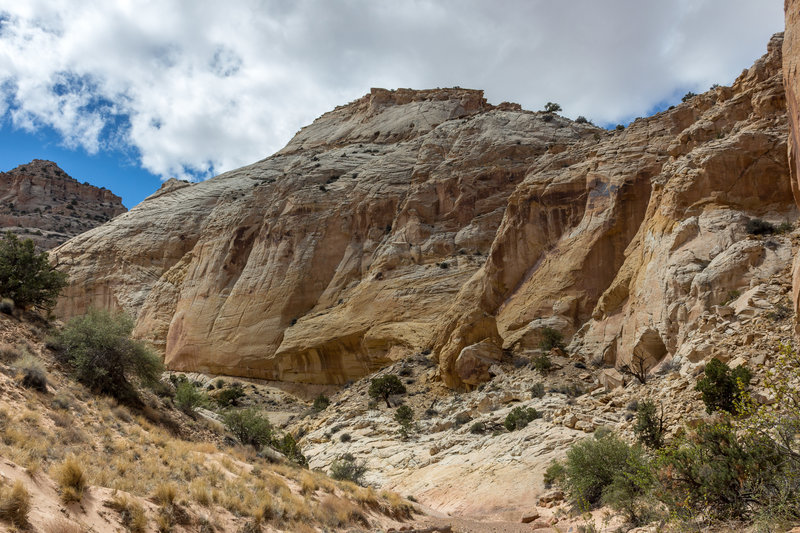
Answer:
[0,0,785,181]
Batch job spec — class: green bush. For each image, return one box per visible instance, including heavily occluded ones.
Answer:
[539,327,565,351]
[214,383,245,407]
[504,406,540,431]
[52,309,163,402]
[222,408,273,449]
[695,358,751,414]
[531,354,553,373]
[746,218,776,235]
[682,91,698,102]
[0,232,68,310]
[543,102,562,113]
[329,453,368,485]
[273,432,307,467]
[469,421,485,434]
[395,405,414,438]
[543,461,565,488]
[368,374,406,408]
[531,382,546,399]
[563,432,652,510]
[312,394,331,412]
[633,400,666,449]
[658,420,786,520]
[175,381,206,415]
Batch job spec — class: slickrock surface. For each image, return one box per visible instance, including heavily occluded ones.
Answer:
[0,160,126,249]
[51,88,599,383]
[53,36,795,388]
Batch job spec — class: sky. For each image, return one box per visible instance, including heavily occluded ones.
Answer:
[0,0,786,209]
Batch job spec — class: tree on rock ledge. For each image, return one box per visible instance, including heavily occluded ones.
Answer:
[369,374,406,408]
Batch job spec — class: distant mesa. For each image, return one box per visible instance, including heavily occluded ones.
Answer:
[0,159,126,249]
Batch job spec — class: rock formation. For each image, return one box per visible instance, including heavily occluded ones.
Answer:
[53,37,796,387]
[0,160,126,249]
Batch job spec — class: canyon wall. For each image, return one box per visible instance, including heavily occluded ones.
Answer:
[53,37,797,386]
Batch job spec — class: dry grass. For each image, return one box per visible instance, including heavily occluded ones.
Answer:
[0,480,31,527]
[152,482,177,507]
[53,455,86,503]
[42,516,85,533]
[107,492,147,533]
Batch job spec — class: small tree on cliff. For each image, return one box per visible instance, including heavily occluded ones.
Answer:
[369,374,406,408]
[0,232,67,310]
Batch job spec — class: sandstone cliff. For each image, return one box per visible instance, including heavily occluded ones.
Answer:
[52,88,600,383]
[53,37,795,387]
[434,33,795,387]
[0,160,126,249]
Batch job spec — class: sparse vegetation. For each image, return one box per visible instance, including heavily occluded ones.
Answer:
[695,357,751,414]
[682,91,698,102]
[214,382,245,407]
[394,405,414,438]
[0,480,30,527]
[539,327,565,351]
[543,102,562,113]
[504,406,540,431]
[222,408,273,449]
[575,115,589,123]
[13,353,48,392]
[312,394,331,412]
[530,382,545,398]
[175,381,207,415]
[368,374,406,408]
[531,354,553,373]
[51,308,164,402]
[0,231,68,310]
[746,218,776,235]
[633,400,666,449]
[329,453,368,486]
[53,455,87,503]
[620,352,651,384]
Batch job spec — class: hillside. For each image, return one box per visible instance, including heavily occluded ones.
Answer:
[0,160,126,249]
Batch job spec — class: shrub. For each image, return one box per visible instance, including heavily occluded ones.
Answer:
[368,374,406,408]
[0,232,68,309]
[746,218,776,235]
[682,91,698,102]
[0,299,12,315]
[175,381,206,415]
[312,394,331,412]
[51,309,164,402]
[13,353,48,392]
[329,453,368,485]
[107,493,147,533]
[695,358,751,414]
[222,408,273,449]
[273,432,308,466]
[575,116,588,124]
[658,420,785,520]
[539,327,565,351]
[615,124,625,131]
[453,412,472,427]
[543,102,562,113]
[54,455,86,503]
[469,421,485,434]
[531,382,546,399]
[543,461,565,488]
[531,354,553,373]
[340,432,352,442]
[563,432,653,520]
[504,406,540,431]
[0,480,30,527]
[633,400,666,449]
[395,405,414,438]
[214,383,244,406]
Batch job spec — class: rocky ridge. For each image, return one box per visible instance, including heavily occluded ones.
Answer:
[0,160,126,249]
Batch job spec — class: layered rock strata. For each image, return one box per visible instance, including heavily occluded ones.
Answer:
[0,160,125,249]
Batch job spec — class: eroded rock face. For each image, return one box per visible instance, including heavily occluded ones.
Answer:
[52,88,599,383]
[54,35,794,387]
[0,160,126,249]
[434,34,795,386]
[783,0,800,320]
